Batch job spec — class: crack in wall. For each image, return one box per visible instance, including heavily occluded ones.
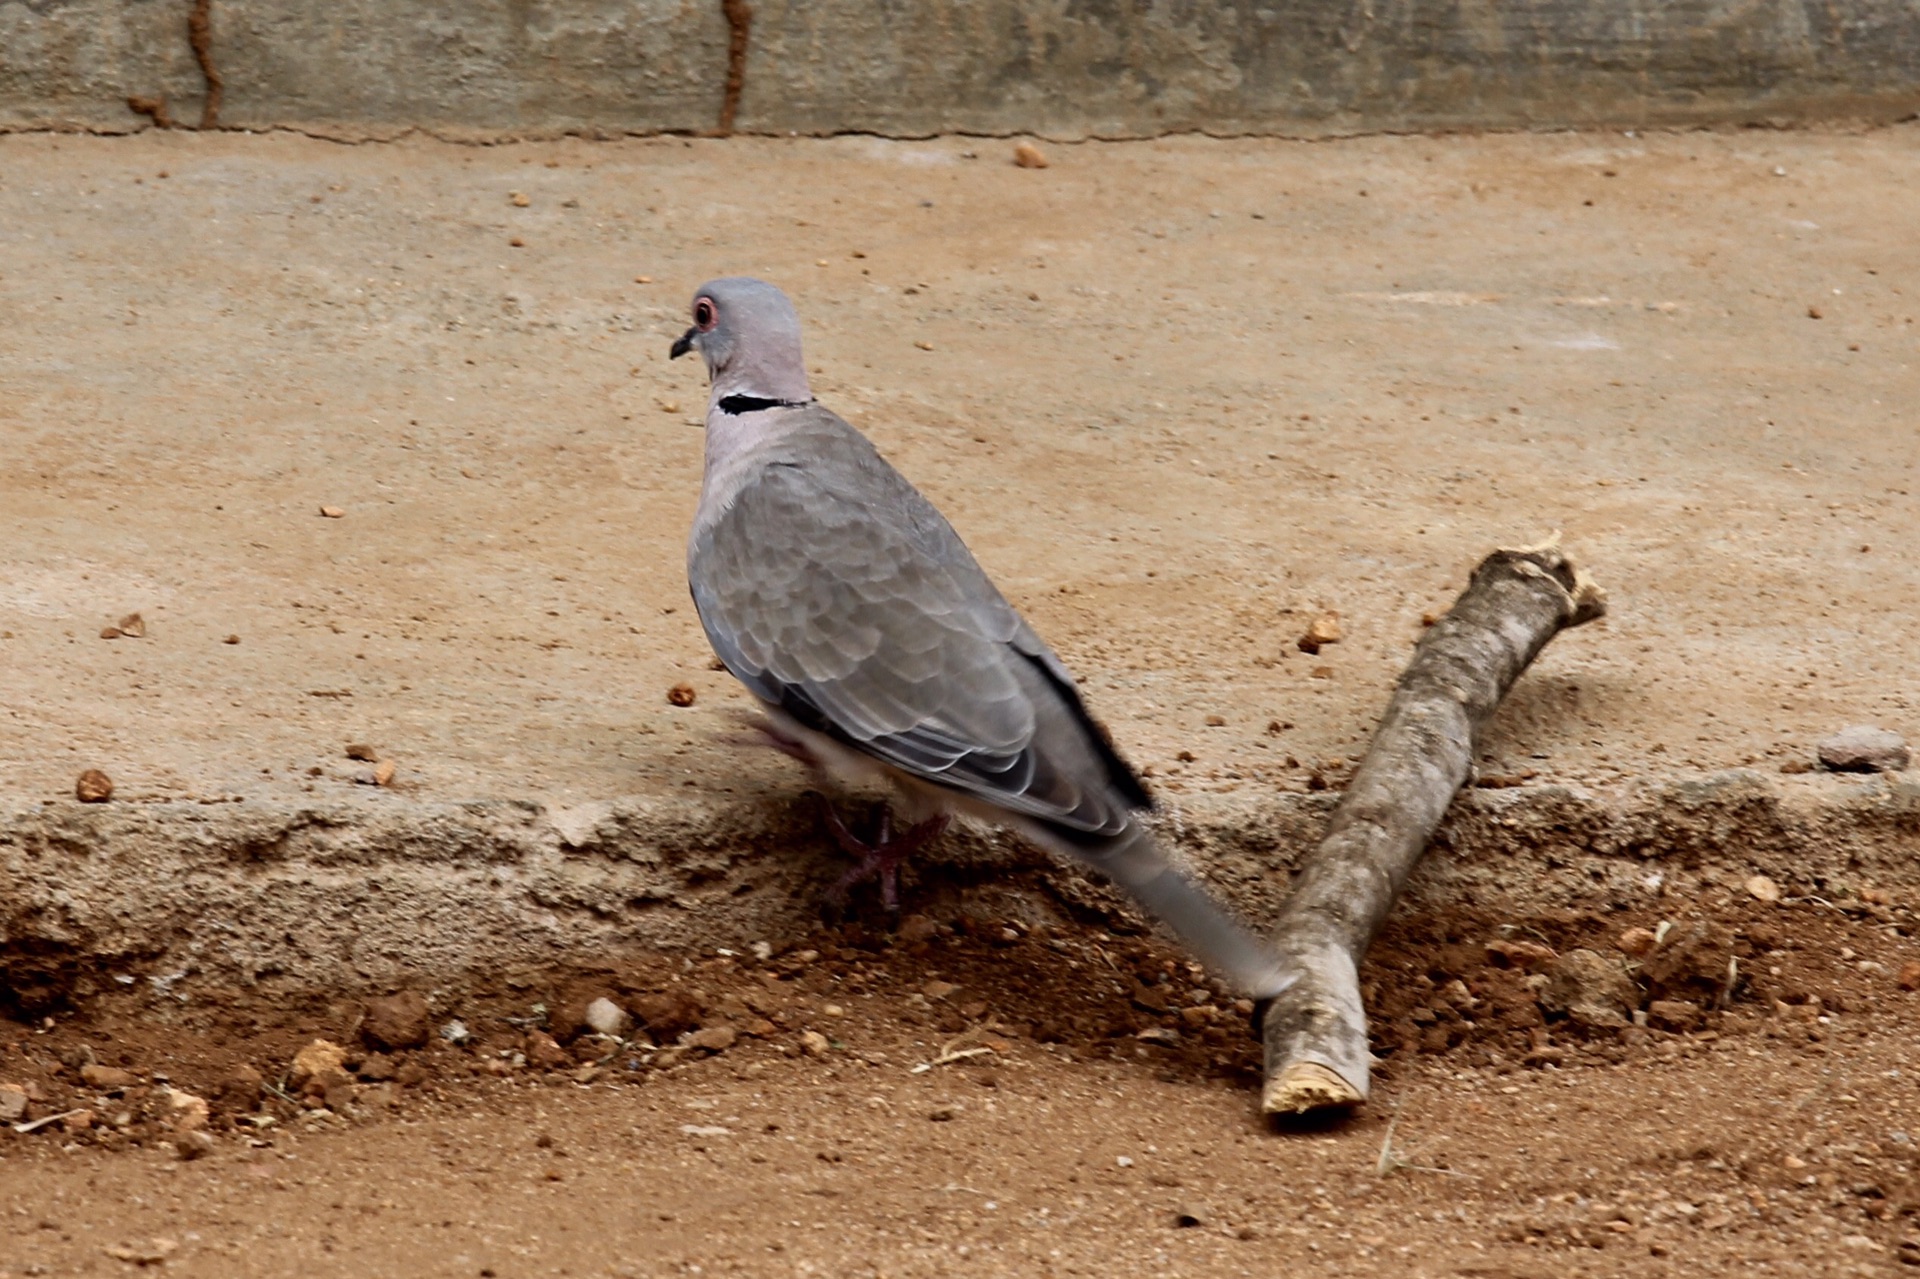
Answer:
[717,0,754,137]
[125,0,222,130]
[125,94,174,129]
[187,0,222,129]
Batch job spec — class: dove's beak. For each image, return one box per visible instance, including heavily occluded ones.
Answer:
[669,327,699,360]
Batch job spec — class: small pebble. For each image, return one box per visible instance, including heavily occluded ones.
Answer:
[1746,875,1784,904]
[1541,949,1637,1029]
[319,505,344,518]
[288,1039,348,1088]
[75,769,114,803]
[509,191,530,207]
[897,916,942,943]
[80,1063,139,1089]
[666,683,697,707]
[1013,141,1049,169]
[1297,610,1342,654]
[373,759,397,786]
[525,1033,569,1070]
[584,997,632,1037]
[686,1025,737,1053]
[1817,725,1909,773]
[165,1086,210,1131]
[1485,939,1557,969]
[1647,998,1702,1031]
[361,990,432,1051]
[1616,927,1657,956]
[799,1030,830,1057]
[104,1240,177,1266]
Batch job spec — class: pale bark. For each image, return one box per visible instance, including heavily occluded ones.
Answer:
[1261,541,1606,1116]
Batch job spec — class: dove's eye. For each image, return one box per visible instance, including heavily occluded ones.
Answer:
[694,298,717,329]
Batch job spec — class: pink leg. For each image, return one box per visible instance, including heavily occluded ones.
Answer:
[817,798,950,914]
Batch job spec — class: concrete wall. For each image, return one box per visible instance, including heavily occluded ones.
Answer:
[3,0,1918,139]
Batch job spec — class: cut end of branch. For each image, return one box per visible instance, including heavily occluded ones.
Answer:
[1260,1061,1365,1116]
[1490,540,1608,629]
[1565,564,1607,627]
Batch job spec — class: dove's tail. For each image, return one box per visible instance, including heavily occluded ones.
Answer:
[1050,821,1294,1000]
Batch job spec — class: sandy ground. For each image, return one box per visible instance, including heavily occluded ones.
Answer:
[3,126,1920,1277]
[1,126,1916,810]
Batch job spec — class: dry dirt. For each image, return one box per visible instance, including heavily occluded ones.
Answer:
[2,125,1919,1275]
[4,888,1920,1279]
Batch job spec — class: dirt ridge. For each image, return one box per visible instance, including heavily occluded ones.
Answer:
[4,770,1915,1017]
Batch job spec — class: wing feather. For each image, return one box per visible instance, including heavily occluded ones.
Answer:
[689,408,1144,837]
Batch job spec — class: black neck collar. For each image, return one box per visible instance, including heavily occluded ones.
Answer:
[717,393,814,415]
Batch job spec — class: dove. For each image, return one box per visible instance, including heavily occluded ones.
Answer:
[671,277,1289,999]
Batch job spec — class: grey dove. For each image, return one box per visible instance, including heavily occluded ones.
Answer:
[671,277,1290,1000]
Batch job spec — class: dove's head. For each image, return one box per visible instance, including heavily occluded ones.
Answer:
[669,277,812,403]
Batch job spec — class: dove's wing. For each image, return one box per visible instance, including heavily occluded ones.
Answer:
[688,406,1147,843]
[688,404,1290,998]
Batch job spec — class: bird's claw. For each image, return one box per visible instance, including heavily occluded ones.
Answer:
[815,797,948,917]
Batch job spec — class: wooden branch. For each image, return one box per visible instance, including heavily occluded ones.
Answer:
[1260,540,1606,1117]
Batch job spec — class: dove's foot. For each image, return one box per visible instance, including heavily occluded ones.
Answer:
[817,799,949,915]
